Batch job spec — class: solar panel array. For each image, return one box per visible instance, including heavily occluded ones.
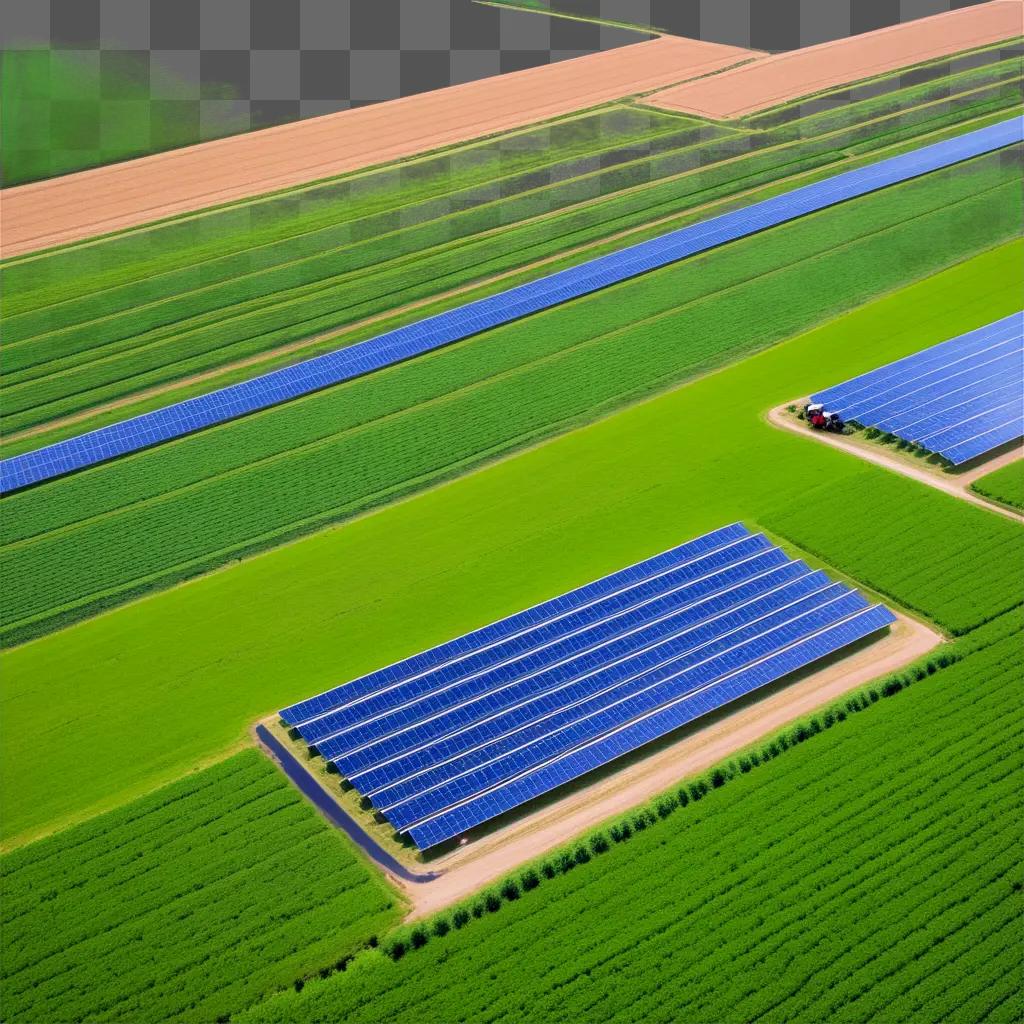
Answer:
[280,524,895,850]
[812,312,1024,465]
[3,116,1021,495]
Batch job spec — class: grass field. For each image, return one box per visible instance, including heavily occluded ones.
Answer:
[0,49,250,185]
[0,750,400,1024]
[236,616,1024,1024]
[2,57,1018,438]
[3,240,1020,848]
[3,148,1019,647]
[971,458,1024,509]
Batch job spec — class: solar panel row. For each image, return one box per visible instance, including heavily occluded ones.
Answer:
[280,525,895,849]
[811,312,1024,465]
[3,116,1021,495]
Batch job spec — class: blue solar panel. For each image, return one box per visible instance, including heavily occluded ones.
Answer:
[811,312,1024,465]
[284,523,749,728]
[278,525,896,849]
[4,116,1021,494]
[300,532,779,747]
[406,604,894,849]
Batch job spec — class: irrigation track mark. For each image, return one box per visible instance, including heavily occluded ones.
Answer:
[255,723,440,885]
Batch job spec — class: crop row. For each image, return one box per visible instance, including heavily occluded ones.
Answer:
[745,52,1022,131]
[236,627,1021,1024]
[3,163,1015,643]
[2,139,835,429]
[5,70,1016,431]
[4,122,720,354]
[0,749,400,1024]
[10,50,1002,327]
[971,459,1024,510]
[764,466,1024,633]
[1,105,690,315]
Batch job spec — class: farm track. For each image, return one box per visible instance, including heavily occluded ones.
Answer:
[399,612,940,916]
[768,403,1024,523]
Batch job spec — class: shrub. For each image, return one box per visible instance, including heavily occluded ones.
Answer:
[521,869,540,891]
[500,879,521,902]
[432,918,450,938]
[410,928,428,949]
[710,768,728,788]
[558,851,576,874]
[453,908,470,929]
[389,940,407,961]
[574,846,591,866]
[739,757,752,773]
[484,892,502,913]
[656,797,677,819]
[541,861,557,879]
[590,833,609,855]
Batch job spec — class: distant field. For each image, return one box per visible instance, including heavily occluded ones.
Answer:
[971,458,1024,509]
[3,241,1019,847]
[237,614,1023,1024]
[2,54,1018,439]
[0,750,400,1024]
[3,148,1019,647]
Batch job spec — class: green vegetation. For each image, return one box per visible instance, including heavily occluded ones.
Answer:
[2,240,1019,847]
[0,750,400,1024]
[0,49,249,185]
[3,60,1018,437]
[764,469,1023,633]
[237,618,1023,1024]
[3,150,1018,646]
[971,458,1024,509]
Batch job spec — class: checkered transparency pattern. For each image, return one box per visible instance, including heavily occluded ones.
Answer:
[0,0,647,150]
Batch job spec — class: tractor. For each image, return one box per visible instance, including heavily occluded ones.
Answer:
[805,402,844,433]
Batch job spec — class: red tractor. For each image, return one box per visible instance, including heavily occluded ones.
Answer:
[805,402,844,433]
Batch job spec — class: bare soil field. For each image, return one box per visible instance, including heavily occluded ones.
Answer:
[400,612,940,917]
[769,402,1024,523]
[0,37,755,259]
[644,1,1023,120]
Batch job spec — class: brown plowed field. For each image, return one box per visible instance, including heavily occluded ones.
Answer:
[644,0,1023,120]
[0,36,755,259]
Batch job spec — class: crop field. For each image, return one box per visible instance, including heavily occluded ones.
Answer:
[971,458,1024,509]
[764,468,1024,634]
[3,239,1020,846]
[2,52,1019,439]
[236,615,1023,1024]
[0,751,400,1024]
[3,148,1020,646]
[2,25,1021,1024]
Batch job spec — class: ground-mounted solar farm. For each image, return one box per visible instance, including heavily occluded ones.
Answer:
[2,4,1023,1023]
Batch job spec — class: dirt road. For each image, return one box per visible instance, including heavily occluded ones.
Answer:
[402,612,940,917]
[1,37,756,259]
[768,403,1024,524]
[644,1,1023,119]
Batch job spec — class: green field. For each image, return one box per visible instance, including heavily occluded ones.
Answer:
[0,49,250,185]
[3,148,1019,646]
[0,750,400,1023]
[236,616,1023,1024]
[3,241,1020,848]
[971,458,1024,509]
[3,37,1022,1024]
[2,55,1018,440]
